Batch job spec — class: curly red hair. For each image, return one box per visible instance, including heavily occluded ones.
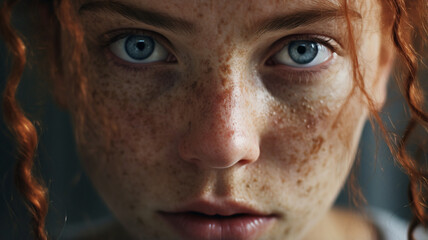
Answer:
[0,0,427,239]
[341,1,428,239]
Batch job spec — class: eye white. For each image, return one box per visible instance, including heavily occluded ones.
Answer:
[109,35,168,63]
[273,41,332,68]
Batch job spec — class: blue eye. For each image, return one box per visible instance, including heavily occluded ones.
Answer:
[109,34,169,63]
[273,40,332,68]
[288,41,318,64]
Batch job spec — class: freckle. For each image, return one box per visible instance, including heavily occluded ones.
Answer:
[219,63,231,75]
[204,66,213,74]
[310,136,324,154]
[201,59,212,74]
[283,226,291,235]
[296,179,302,186]
[302,167,312,177]
[225,53,232,63]
[129,204,135,210]
[122,170,128,176]
[221,77,228,87]
[301,157,309,164]
[137,217,145,225]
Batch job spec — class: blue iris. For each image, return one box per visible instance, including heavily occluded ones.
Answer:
[125,35,155,60]
[288,41,318,64]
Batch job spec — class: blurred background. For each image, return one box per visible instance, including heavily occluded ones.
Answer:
[0,1,423,239]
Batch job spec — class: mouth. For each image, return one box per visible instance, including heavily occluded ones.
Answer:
[158,199,278,240]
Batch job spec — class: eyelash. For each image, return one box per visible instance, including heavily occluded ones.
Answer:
[100,29,340,75]
[272,34,338,54]
[263,34,340,84]
[99,29,177,72]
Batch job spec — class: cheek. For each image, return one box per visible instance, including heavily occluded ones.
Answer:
[74,65,191,202]
[258,88,368,213]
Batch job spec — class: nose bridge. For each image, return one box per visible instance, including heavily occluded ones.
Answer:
[209,79,242,129]
[198,50,253,134]
[206,49,250,121]
[178,57,260,169]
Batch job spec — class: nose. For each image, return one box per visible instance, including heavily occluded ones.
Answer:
[178,75,260,169]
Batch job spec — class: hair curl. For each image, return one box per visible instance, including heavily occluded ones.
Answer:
[341,1,428,239]
[0,0,427,239]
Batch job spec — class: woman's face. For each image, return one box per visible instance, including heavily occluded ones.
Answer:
[69,0,392,239]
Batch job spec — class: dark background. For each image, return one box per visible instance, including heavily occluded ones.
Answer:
[0,2,420,239]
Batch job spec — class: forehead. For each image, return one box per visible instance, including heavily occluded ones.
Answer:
[109,0,338,13]
[78,0,339,11]
[77,0,369,22]
[77,0,377,43]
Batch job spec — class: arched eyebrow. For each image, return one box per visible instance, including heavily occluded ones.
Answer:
[79,1,361,36]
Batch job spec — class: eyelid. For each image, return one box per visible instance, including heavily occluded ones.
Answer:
[266,34,343,62]
[98,28,177,58]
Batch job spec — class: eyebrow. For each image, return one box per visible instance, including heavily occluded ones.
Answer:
[79,1,196,35]
[79,1,361,37]
[253,8,362,36]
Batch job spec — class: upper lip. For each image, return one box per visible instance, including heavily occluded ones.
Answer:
[160,198,274,216]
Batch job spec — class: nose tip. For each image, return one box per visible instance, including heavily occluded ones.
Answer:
[178,123,260,169]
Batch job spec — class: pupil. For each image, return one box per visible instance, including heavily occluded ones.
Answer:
[297,46,306,54]
[136,41,146,50]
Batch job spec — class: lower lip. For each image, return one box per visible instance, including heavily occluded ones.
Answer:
[159,212,276,240]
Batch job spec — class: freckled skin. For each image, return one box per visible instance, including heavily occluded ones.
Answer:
[68,0,393,239]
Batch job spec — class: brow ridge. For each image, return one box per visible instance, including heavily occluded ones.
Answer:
[79,1,196,34]
[80,1,361,37]
[254,8,361,36]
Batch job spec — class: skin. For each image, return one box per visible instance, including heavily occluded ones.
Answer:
[62,0,394,239]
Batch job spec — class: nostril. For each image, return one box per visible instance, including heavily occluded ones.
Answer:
[236,159,254,166]
[188,158,201,165]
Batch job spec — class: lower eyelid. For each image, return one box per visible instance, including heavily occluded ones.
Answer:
[269,47,336,68]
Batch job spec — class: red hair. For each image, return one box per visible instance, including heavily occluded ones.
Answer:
[0,0,427,239]
[340,1,428,239]
[1,1,48,239]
